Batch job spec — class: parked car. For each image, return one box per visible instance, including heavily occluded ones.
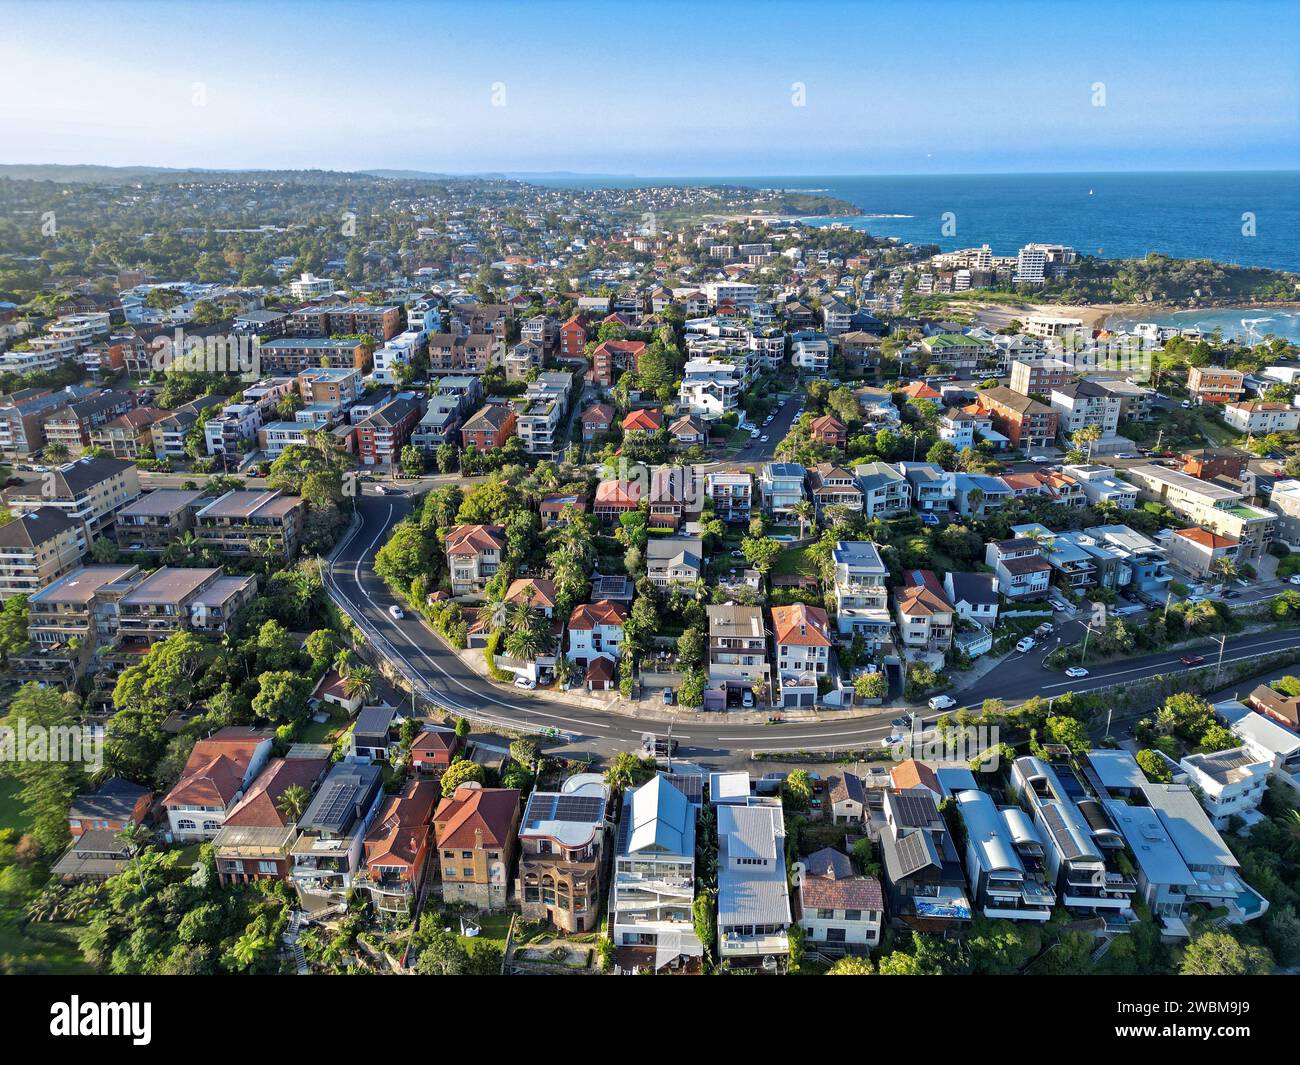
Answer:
[514,675,537,689]
[1034,622,1054,637]
[1064,666,1089,679]
[1186,594,1207,603]
[928,694,956,711]
[662,688,675,705]
[1029,454,1052,463]
[1289,575,1300,587]
[388,605,405,620]
[1016,636,1036,653]
[1180,654,1205,666]
[741,690,755,708]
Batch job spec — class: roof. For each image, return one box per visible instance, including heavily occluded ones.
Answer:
[955,790,1024,875]
[624,769,696,853]
[770,603,831,648]
[69,777,150,824]
[162,727,272,809]
[1104,799,1197,888]
[0,507,83,548]
[223,756,328,828]
[298,761,384,834]
[890,760,941,795]
[717,802,791,927]
[364,780,440,867]
[567,599,627,630]
[622,408,664,432]
[353,705,396,742]
[461,404,515,433]
[196,489,300,521]
[810,414,847,434]
[117,488,207,517]
[581,402,615,424]
[445,524,506,557]
[1083,749,1148,791]
[799,847,884,911]
[506,577,557,610]
[520,779,609,847]
[946,570,998,607]
[897,570,953,617]
[829,772,866,806]
[120,566,217,606]
[434,784,520,849]
[29,564,137,605]
[594,479,642,506]
[707,603,765,639]
[1173,526,1238,550]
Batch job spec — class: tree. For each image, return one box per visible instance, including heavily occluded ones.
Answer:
[1136,749,1173,783]
[341,664,378,705]
[251,671,313,724]
[827,956,874,975]
[784,769,814,810]
[440,759,485,797]
[276,784,311,823]
[677,627,706,671]
[1180,930,1273,975]
[741,535,783,578]
[0,594,30,661]
[791,499,815,537]
[604,751,656,791]
[373,520,433,595]
[89,536,120,563]
[503,600,554,663]
[1044,715,1090,753]
[509,737,540,770]
[400,444,425,477]
[114,820,153,893]
[677,668,706,708]
[854,671,888,701]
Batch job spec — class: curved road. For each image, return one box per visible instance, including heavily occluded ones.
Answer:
[328,492,1300,763]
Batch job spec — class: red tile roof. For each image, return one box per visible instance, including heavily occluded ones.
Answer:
[223,756,328,828]
[770,603,831,647]
[445,524,506,557]
[434,785,520,849]
[365,780,440,868]
[622,408,664,432]
[568,599,628,630]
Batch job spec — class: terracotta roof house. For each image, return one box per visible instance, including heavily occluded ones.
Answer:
[445,524,507,595]
[797,846,885,950]
[581,402,616,441]
[668,414,708,447]
[221,756,330,830]
[410,727,461,774]
[900,381,942,402]
[506,577,558,616]
[362,779,441,914]
[890,759,941,797]
[622,407,664,433]
[771,603,833,709]
[1247,684,1300,730]
[161,727,275,842]
[895,570,955,662]
[1167,526,1239,581]
[539,493,588,527]
[460,403,517,452]
[810,414,848,448]
[594,479,643,524]
[567,599,629,667]
[434,784,522,910]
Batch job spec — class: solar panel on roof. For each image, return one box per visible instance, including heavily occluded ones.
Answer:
[315,781,355,827]
[893,791,938,828]
[1042,804,1087,860]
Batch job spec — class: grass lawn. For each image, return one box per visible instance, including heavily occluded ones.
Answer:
[298,718,344,745]
[0,777,33,836]
[0,917,93,974]
[772,545,819,579]
[457,912,512,954]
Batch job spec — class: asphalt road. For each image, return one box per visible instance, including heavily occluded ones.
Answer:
[326,491,1300,766]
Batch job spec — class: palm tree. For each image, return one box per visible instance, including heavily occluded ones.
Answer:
[1210,555,1237,587]
[504,600,554,662]
[115,820,153,893]
[343,664,377,704]
[791,499,815,538]
[276,784,311,823]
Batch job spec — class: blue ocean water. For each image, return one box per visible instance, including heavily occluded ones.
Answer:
[532,171,1299,272]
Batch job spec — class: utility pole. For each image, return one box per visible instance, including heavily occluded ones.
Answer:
[1214,633,1228,686]
[1163,588,1173,624]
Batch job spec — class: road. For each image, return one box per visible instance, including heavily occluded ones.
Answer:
[325,492,1300,767]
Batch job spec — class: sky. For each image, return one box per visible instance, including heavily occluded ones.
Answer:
[1,0,1297,176]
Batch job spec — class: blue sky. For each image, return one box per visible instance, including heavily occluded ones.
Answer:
[2,0,1296,175]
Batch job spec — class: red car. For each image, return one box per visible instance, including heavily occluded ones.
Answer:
[1180,654,1205,666]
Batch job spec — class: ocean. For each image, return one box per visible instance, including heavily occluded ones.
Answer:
[533,171,1299,272]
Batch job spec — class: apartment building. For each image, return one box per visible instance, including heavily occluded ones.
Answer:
[1050,380,1122,442]
[42,392,139,454]
[116,566,257,644]
[297,366,364,408]
[203,402,262,458]
[1009,357,1074,397]
[706,604,771,708]
[460,403,517,452]
[355,393,423,465]
[256,337,368,373]
[559,314,587,359]
[444,524,506,595]
[0,508,88,602]
[759,462,807,521]
[920,333,997,376]
[1187,365,1246,405]
[193,489,305,560]
[90,408,164,460]
[589,339,645,387]
[611,775,703,973]
[1124,464,1274,562]
[974,387,1057,450]
[433,784,521,911]
[1267,479,1300,547]
[648,465,701,531]
[113,489,207,553]
[517,778,611,934]
[287,303,402,342]
[705,470,752,524]
[1223,400,1300,435]
[426,333,495,375]
[4,457,140,537]
[1166,526,1239,580]
[678,359,743,419]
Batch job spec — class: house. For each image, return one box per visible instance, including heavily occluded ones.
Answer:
[678,358,743,419]
[611,775,703,973]
[622,407,664,434]
[593,479,642,525]
[1008,757,1136,916]
[943,571,999,628]
[1223,400,1300,434]
[539,493,587,528]
[1187,365,1246,405]
[1178,748,1271,829]
[879,787,971,931]
[648,465,701,530]
[506,577,558,617]
[705,470,752,524]
[567,600,628,667]
[796,847,885,951]
[831,540,893,646]
[113,489,206,553]
[646,536,704,593]
[807,463,863,522]
[445,524,506,595]
[855,461,911,518]
[939,407,978,451]
[668,414,708,448]
[161,727,275,842]
[828,772,867,824]
[1247,683,1300,730]
[433,783,521,910]
[213,754,330,885]
[312,668,363,716]
[984,537,1052,599]
[409,727,460,774]
[891,758,941,800]
[771,603,831,709]
[760,462,807,521]
[895,569,954,664]
[68,778,152,838]
[706,604,771,708]
[1062,463,1139,508]
[460,403,517,452]
[953,473,1011,517]
[900,461,955,514]
[517,777,611,933]
[1086,524,1172,592]
[810,414,847,448]
[291,760,387,905]
[953,789,1055,921]
[350,705,397,762]
[361,779,441,915]
[899,380,942,403]
[0,508,88,602]
[49,829,134,883]
[580,402,615,441]
[1216,699,1300,779]
[716,800,791,966]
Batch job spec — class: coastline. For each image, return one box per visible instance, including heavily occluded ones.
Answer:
[966,299,1300,333]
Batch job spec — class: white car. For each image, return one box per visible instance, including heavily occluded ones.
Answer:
[375,484,387,495]
[928,694,956,711]
[1289,575,1300,587]
[1029,454,1052,463]
[1016,636,1036,653]
[760,434,769,443]
[741,690,755,708]
[1064,666,1089,679]
[1185,594,1207,604]
[388,605,405,620]
[514,675,537,690]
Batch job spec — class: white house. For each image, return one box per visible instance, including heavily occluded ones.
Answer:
[1178,747,1272,829]
[566,600,628,666]
[795,847,884,951]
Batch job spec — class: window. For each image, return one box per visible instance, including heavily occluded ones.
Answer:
[817,908,835,920]
[177,819,196,831]
[826,928,846,943]
[844,909,862,922]
[258,861,278,875]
